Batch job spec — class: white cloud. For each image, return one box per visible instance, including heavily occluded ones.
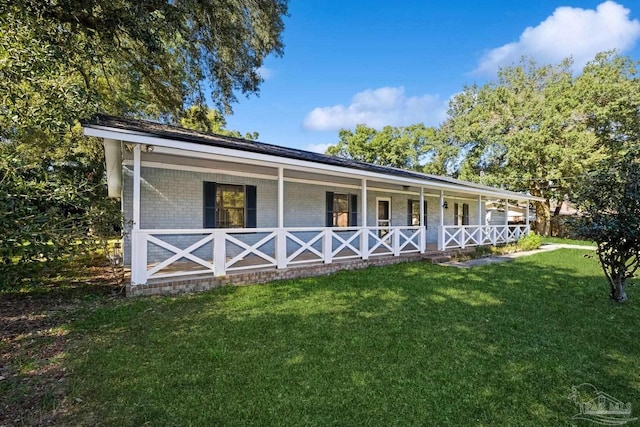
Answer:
[306,143,333,154]
[474,1,640,75]
[257,66,274,80]
[303,87,447,131]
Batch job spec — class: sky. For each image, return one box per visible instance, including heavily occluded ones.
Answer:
[224,1,640,153]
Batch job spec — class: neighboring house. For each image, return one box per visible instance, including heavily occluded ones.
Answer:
[485,201,536,225]
[84,116,544,295]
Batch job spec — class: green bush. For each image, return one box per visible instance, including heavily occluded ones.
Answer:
[516,231,542,251]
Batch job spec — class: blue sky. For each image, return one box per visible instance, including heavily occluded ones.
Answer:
[224,1,640,152]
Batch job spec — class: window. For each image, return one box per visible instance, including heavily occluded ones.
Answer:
[326,192,358,227]
[216,184,245,228]
[203,182,257,228]
[454,202,470,226]
[408,199,428,228]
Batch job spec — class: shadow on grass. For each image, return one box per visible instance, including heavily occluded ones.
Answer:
[65,250,640,426]
[0,254,121,425]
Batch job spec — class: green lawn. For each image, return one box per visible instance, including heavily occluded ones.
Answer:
[540,236,597,247]
[66,250,639,426]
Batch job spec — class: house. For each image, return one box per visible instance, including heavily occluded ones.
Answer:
[84,115,544,296]
[485,201,536,225]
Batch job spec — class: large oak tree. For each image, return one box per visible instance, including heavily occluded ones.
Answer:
[0,1,287,277]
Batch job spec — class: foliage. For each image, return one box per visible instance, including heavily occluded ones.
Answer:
[0,143,120,281]
[64,251,638,425]
[179,106,259,140]
[0,1,287,275]
[441,56,605,235]
[572,150,640,303]
[326,123,442,171]
[515,231,542,251]
[1,1,288,132]
[570,53,640,303]
[488,232,542,255]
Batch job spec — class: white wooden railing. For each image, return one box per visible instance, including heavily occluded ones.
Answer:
[130,226,424,284]
[129,224,529,284]
[438,224,530,250]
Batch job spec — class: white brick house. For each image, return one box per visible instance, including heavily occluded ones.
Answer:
[84,116,543,294]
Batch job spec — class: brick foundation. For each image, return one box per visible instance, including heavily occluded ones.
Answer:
[126,249,470,297]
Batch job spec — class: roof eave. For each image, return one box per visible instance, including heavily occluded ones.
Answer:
[84,123,543,202]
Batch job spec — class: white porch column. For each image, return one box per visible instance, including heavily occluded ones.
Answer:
[504,198,510,244]
[419,187,427,254]
[132,144,141,229]
[438,190,445,250]
[478,194,484,246]
[277,167,284,228]
[130,144,146,284]
[419,187,426,253]
[525,201,530,233]
[504,199,509,225]
[360,178,368,260]
[276,167,286,269]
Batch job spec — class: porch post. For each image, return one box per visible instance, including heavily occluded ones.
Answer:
[277,167,284,228]
[130,144,146,284]
[438,190,445,250]
[477,194,483,246]
[360,178,368,260]
[525,201,530,233]
[276,167,286,269]
[504,198,510,244]
[504,199,509,226]
[132,144,141,229]
[419,187,426,253]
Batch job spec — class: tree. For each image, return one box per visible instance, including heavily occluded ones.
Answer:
[179,106,259,140]
[1,0,287,143]
[0,1,287,279]
[571,53,640,303]
[573,150,640,302]
[441,57,602,235]
[327,123,440,171]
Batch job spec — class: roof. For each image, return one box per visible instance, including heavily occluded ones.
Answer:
[84,115,540,200]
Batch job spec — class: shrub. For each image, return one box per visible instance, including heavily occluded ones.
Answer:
[516,232,542,251]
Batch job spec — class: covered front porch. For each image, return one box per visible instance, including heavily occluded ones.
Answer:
[120,145,531,285]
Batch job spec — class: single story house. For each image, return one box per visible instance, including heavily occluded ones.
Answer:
[84,116,544,295]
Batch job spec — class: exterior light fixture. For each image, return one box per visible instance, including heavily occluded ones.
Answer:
[443,201,449,209]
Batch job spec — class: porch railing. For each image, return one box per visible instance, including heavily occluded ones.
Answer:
[130,225,426,284]
[438,224,530,250]
[130,224,529,284]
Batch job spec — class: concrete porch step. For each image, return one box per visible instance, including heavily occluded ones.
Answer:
[425,254,452,264]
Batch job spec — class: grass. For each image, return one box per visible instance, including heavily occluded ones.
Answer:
[541,236,596,247]
[0,253,119,425]
[63,249,640,426]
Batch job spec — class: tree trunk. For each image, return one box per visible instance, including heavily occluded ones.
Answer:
[610,280,628,303]
[533,200,551,236]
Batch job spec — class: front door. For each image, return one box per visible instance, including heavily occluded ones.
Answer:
[377,198,391,238]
